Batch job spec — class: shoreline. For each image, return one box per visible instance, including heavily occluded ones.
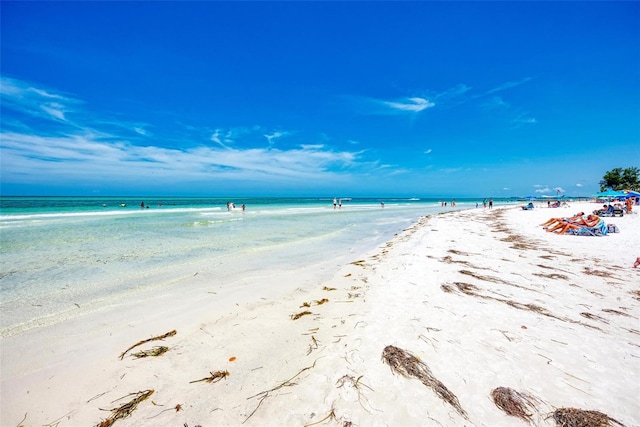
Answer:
[1,203,638,426]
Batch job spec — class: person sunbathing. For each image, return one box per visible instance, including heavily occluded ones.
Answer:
[541,212,584,228]
[548,214,601,234]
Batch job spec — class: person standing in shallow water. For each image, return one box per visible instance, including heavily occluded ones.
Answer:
[489,199,493,209]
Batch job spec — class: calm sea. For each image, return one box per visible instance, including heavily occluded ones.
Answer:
[0,196,499,337]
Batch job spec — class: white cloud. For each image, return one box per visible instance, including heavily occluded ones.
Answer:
[437,84,472,101]
[0,130,369,188]
[424,148,432,154]
[264,131,291,145]
[211,129,223,145]
[511,113,537,127]
[134,127,151,137]
[535,187,551,193]
[0,76,373,191]
[486,77,533,95]
[1,76,80,124]
[383,97,434,112]
[41,104,66,121]
[484,96,509,109]
[576,183,583,187]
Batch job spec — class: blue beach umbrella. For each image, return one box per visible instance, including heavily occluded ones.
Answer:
[592,190,626,198]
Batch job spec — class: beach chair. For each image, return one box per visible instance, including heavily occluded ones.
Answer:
[595,206,624,217]
[566,220,608,236]
[521,202,534,210]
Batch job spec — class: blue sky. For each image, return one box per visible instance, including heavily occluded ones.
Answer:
[1,2,638,198]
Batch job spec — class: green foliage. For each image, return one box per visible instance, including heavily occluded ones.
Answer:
[599,167,640,191]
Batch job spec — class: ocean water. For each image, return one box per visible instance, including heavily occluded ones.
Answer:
[0,196,498,337]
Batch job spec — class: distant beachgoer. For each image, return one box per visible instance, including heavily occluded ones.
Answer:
[483,198,487,208]
[241,204,246,211]
[338,199,342,208]
[452,199,456,207]
[381,201,385,208]
[489,199,493,209]
[140,201,145,209]
[634,257,640,268]
[333,198,337,209]
[476,202,479,208]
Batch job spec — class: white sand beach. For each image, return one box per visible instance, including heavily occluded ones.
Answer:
[2,202,639,427]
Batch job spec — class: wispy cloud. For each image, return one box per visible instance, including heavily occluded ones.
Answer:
[0,76,82,124]
[1,77,378,192]
[264,131,291,145]
[485,77,532,95]
[534,185,562,194]
[424,148,432,154]
[510,112,537,128]
[433,84,472,107]
[382,97,434,113]
[349,94,435,115]
[483,96,510,109]
[534,184,551,194]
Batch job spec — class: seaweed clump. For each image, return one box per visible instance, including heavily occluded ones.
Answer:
[491,387,538,423]
[551,407,624,427]
[96,389,154,427]
[381,345,467,419]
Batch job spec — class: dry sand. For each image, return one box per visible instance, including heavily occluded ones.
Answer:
[1,202,639,427]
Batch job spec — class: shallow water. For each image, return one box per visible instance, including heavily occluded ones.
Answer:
[0,196,498,336]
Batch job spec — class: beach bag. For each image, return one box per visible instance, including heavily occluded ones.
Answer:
[607,224,620,233]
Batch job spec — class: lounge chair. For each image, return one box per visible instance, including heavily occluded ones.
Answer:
[522,202,534,210]
[566,220,609,236]
[594,205,624,217]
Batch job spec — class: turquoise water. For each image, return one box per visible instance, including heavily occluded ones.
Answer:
[0,196,503,336]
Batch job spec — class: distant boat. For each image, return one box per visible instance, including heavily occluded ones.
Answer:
[120,203,127,207]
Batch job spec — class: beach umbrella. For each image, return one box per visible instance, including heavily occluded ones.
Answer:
[625,190,640,197]
[592,190,626,198]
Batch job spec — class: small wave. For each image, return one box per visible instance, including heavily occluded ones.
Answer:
[0,206,224,222]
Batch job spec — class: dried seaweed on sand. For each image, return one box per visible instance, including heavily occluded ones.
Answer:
[582,267,611,278]
[189,370,230,384]
[491,387,538,423]
[244,361,317,423]
[119,330,176,360]
[131,346,169,358]
[550,407,624,427]
[291,310,313,320]
[381,345,468,419]
[96,389,154,427]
